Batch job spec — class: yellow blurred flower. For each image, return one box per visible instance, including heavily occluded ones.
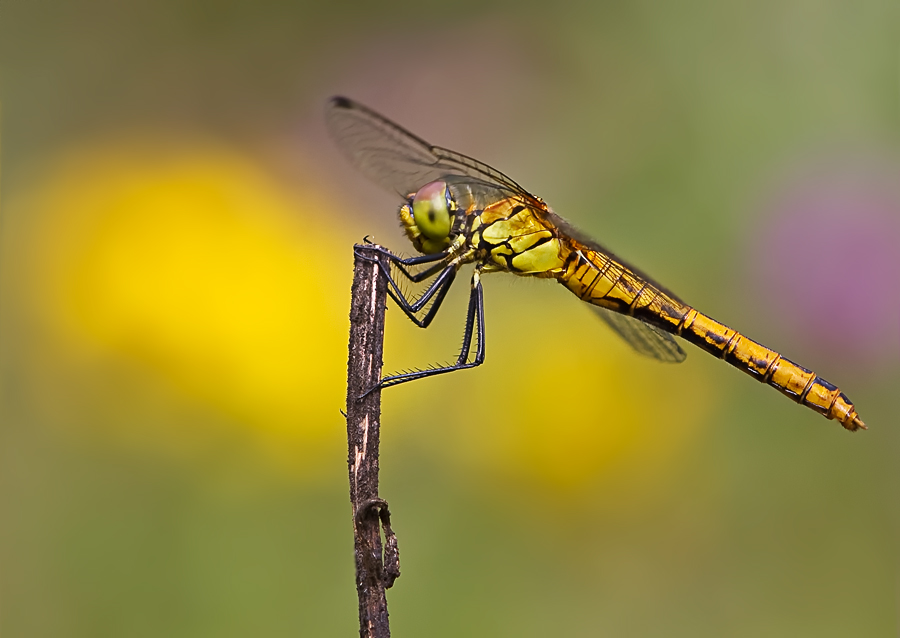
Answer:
[14,136,353,476]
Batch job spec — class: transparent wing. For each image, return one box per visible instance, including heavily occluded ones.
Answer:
[326,96,535,202]
[329,97,687,363]
[591,306,687,363]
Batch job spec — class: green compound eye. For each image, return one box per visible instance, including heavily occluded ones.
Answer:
[411,181,452,241]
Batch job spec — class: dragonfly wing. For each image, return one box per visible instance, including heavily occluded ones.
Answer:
[591,306,687,363]
[326,96,529,202]
[329,96,684,364]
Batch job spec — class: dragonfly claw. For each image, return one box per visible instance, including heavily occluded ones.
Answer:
[353,245,382,265]
[354,242,396,260]
[355,381,383,400]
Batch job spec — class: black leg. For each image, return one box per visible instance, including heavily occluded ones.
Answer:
[356,244,463,326]
[383,265,457,327]
[368,271,486,393]
[355,243,451,282]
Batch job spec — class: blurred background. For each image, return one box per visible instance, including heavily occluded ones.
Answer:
[1,1,898,636]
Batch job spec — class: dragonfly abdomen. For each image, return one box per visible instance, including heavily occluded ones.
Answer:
[557,247,864,431]
[677,309,865,431]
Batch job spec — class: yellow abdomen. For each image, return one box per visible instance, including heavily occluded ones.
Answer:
[557,244,865,431]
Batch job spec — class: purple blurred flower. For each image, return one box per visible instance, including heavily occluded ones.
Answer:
[750,158,900,367]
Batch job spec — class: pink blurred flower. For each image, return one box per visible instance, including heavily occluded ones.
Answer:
[750,157,900,367]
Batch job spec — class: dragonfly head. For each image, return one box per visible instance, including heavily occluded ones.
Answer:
[399,180,457,254]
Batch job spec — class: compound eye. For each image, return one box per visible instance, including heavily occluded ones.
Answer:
[411,181,452,241]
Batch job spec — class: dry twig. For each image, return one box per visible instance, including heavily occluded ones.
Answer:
[345,244,400,638]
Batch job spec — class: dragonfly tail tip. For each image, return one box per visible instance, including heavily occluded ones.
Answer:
[843,413,866,432]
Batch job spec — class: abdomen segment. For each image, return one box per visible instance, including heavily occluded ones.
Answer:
[557,247,865,431]
[676,309,865,431]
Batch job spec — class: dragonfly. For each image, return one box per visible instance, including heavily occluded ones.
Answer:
[326,96,865,431]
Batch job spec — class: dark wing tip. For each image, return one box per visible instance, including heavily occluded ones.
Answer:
[328,95,354,110]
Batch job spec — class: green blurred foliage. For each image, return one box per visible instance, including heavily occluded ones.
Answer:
[1,0,898,636]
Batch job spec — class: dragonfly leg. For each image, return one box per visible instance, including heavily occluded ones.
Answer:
[384,265,457,328]
[366,270,485,394]
[355,243,451,282]
[356,244,463,323]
